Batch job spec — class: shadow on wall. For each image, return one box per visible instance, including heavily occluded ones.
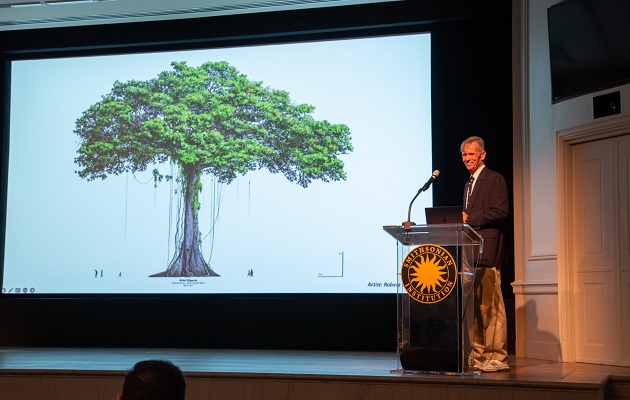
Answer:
[515,299,562,360]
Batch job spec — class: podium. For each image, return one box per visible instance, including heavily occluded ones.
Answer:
[383,223,483,374]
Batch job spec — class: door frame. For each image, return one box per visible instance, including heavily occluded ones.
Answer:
[556,114,630,362]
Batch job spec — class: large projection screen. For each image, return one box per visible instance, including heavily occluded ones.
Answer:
[2,32,431,295]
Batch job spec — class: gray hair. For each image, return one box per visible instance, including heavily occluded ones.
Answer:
[460,136,485,152]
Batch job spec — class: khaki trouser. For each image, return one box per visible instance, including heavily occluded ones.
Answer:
[472,266,508,362]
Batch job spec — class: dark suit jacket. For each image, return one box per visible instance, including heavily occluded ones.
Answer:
[463,166,509,267]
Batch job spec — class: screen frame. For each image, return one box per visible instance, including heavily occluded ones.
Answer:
[0,1,513,351]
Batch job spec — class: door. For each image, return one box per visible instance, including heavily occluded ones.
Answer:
[571,135,630,366]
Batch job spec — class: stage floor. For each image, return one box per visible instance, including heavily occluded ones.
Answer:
[1,348,629,400]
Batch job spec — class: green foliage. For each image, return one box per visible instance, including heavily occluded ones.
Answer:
[74,61,353,187]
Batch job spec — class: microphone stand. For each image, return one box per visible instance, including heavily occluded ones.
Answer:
[403,170,439,231]
[403,188,424,231]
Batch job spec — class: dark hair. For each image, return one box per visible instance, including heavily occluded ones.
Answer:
[121,360,186,400]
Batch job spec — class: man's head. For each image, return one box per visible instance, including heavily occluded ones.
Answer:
[460,136,486,174]
[118,360,186,400]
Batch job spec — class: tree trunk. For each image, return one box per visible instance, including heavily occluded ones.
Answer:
[151,166,219,277]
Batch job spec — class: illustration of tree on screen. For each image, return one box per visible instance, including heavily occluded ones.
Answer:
[73,61,352,277]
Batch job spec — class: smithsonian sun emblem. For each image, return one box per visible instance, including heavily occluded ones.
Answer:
[401,244,457,304]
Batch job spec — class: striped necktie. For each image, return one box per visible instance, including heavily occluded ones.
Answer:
[466,175,475,210]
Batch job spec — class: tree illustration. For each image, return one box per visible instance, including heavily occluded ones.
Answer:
[74,61,352,277]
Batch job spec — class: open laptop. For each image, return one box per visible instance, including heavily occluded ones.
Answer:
[425,206,462,224]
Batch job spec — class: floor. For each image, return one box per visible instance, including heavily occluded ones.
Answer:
[1,347,629,376]
[1,348,629,400]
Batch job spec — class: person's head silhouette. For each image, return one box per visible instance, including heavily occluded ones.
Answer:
[117,360,185,400]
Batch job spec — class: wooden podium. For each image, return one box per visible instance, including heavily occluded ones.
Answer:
[383,223,483,374]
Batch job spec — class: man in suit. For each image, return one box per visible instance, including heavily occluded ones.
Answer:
[461,136,510,373]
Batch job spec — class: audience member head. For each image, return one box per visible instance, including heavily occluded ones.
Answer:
[117,359,186,400]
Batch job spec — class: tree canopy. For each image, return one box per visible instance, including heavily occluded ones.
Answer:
[75,61,352,186]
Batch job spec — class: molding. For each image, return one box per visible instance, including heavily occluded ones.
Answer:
[559,114,630,144]
[512,0,530,282]
[512,280,558,295]
[528,254,556,262]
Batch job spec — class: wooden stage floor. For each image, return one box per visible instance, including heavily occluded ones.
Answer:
[1,348,629,400]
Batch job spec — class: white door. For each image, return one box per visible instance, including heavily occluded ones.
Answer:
[571,135,630,366]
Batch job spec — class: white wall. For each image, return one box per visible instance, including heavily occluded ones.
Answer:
[514,0,630,361]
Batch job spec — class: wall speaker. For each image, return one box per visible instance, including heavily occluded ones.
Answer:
[593,91,621,119]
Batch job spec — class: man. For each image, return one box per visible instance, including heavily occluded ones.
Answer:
[461,136,510,373]
[117,360,186,400]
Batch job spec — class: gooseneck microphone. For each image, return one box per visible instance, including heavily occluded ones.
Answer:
[403,170,440,231]
[419,170,440,192]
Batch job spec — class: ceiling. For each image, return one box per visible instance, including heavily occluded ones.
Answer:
[0,0,397,31]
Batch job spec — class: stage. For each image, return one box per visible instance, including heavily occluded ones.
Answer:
[0,348,629,400]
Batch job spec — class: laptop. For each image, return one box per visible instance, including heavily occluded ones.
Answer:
[425,206,463,224]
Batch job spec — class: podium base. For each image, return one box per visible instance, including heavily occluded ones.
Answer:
[399,347,463,373]
[390,368,480,376]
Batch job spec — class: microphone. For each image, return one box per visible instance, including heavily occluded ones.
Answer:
[419,170,440,192]
[403,170,440,231]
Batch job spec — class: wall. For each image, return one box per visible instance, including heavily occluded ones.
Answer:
[514,0,630,361]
